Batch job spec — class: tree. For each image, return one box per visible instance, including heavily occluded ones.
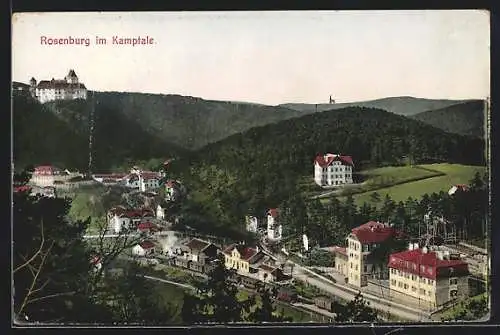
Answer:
[248,286,290,322]
[334,292,378,322]
[181,255,254,323]
[13,169,103,323]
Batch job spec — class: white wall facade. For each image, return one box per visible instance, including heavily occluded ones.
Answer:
[314,160,353,187]
[112,215,131,234]
[156,205,165,220]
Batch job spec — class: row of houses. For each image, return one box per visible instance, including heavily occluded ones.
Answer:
[131,236,288,284]
[331,221,470,308]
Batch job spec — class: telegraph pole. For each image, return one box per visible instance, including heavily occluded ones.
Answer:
[88,91,95,177]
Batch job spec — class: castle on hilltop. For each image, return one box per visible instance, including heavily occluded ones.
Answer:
[30,69,88,103]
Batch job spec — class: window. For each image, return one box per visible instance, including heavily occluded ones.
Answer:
[419,288,425,295]
[450,290,458,299]
[403,283,408,290]
[450,277,458,285]
[391,279,396,286]
[364,265,367,272]
[398,281,402,288]
[411,275,416,281]
[411,286,417,292]
[350,263,353,269]
[355,264,358,271]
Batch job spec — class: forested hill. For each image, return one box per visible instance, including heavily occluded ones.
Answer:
[93,91,313,150]
[409,100,485,138]
[280,96,471,116]
[13,94,185,172]
[171,107,485,213]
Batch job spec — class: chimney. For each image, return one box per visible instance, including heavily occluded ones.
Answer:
[422,247,428,254]
[408,243,414,251]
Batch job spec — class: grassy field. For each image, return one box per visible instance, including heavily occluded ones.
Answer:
[320,163,485,207]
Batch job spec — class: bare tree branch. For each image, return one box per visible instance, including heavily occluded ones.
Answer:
[14,220,45,274]
[27,291,76,305]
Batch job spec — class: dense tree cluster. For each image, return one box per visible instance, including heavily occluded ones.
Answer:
[13,169,177,324]
[13,94,183,172]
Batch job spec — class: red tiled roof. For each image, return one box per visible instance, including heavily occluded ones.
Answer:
[268,208,278,218]
[124,209,154,218]
[315,153,354,168]
[139,241,155,249]
[137,222,156,231]
[14,185,31,193]
[223,244,259,261]
[351,221,395,244]
[34,165,63,176]
[388,248,469,280]
[186,238,210,252]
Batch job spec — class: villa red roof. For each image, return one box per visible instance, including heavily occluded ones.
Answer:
[139,241,155,249]
[315,154,354,168]
[351,221,396,244]
[124,209,154,218]
[388,248,469,280]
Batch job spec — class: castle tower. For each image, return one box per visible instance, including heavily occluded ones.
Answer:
[65,69,79,84]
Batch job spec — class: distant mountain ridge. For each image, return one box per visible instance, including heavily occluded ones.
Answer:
[280,96,475,116]
[409,100,485,138]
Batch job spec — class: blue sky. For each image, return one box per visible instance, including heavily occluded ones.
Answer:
[12,10,490,105]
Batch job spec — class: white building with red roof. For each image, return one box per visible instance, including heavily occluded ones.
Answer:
[388,246,469,307]
[223,244,265,275]
[132,240,156,257]
[30,69,87,103]
[314,153,354,187]
[266,208,282,242]
[342,221,404,287]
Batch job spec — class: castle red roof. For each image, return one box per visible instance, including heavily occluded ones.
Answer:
[351,221,396,244]
[315,154,354,167]
[388,248,469,280]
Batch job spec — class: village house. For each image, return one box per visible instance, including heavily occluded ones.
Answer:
[132,240,156,257]
[245,215,259,233]
[333,221,404,287]
[107,207,155,234]
[223,244,265,275]
[123,170,162,191]
[184,238,219,265]
[388,245,470,308]
[30,69,88,103]
[267,209,282,242]
[314,153,354,187]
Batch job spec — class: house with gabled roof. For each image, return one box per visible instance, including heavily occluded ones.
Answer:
[223,243,265,274]
[132,240,156,257]
[184,238,219,265]
[314,153,354,187]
